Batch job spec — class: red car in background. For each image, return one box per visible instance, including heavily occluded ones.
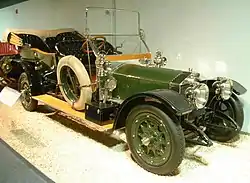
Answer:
[0,42,19,87]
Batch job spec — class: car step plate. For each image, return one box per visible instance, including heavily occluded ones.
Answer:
[33,94,113,131]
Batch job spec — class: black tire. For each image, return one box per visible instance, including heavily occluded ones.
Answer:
[125,104,185,175]
[18,72,38,111]
[205,94,244,142]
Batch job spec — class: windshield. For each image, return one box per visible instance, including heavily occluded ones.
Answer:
[85,7,150,55]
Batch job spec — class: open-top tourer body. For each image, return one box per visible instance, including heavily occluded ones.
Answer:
[0,7,247,175]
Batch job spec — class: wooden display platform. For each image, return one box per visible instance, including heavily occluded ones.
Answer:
[33,94,114,131]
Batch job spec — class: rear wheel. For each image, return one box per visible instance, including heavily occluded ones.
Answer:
[18,72,38,111]
[125,105,185,175]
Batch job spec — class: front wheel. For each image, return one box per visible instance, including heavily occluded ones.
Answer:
[18,72,38,111]
[205,94,244,142]
[125,105,185,175]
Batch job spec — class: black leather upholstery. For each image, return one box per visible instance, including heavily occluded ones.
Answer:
[55,31,84,42]
[16,31,114,75]
[56,40,96,72]
[17,31,115,57]
[56,40,84,56]
[17,34,51,53]
[44,37,57,52]
[44,31,85,53]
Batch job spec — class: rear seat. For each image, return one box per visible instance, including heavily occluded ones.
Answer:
[55,31,84,42]
[55,40,84,57]
[17,34,52,53]
[44,31,84,53]
[45,37,57,52]
[55,40,96,72]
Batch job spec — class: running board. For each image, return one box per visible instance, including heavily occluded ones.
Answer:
[33,94,114,132]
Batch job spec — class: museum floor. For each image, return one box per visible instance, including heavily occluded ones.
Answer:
[0,101,250,183]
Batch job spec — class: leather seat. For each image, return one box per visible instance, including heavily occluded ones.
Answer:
[17,34,52,53]
[55,40,96,73]
[55,31,84,42]
[56,40,84,56]
[45,37,57,52]
[44,31,84,53]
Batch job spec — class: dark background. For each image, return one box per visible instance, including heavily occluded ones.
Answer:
[0,0,28,9]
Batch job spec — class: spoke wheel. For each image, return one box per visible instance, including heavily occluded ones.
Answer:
[205,94,244,142]
[57,55,92,110]
[126,104,185,175]
[60,66,81,102]
[18,72,38,111]
[132,113,171,166]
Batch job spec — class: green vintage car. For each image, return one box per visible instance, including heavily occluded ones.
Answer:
[4,7,247,175]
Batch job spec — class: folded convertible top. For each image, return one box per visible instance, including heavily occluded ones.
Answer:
[2,28,76,41]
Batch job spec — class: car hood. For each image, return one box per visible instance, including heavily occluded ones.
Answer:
[112,63,190,85]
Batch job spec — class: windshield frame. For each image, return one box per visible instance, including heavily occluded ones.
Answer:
[84,7,150,54]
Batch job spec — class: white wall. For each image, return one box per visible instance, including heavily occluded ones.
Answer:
[116,0,250,132]
[0,0,113,39]
[1,0,250,132]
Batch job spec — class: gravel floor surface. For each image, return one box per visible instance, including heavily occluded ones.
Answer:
[0,101,250,183]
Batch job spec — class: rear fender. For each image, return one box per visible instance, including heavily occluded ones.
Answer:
[113,89,193,130]
[12,59,43,95]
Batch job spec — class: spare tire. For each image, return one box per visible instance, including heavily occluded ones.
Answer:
[57,55,92,110]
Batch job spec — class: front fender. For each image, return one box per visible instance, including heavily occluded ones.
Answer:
[142,89,194,115]
[232,80,247,95]
[205,108,240,132]
[113,89,193,130]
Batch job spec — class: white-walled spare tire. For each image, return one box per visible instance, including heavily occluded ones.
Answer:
[57,55,92,110]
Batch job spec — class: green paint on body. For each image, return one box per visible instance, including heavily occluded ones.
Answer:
[111,63,183,99]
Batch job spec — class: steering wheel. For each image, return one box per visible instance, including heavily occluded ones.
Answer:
[81,36,106,53]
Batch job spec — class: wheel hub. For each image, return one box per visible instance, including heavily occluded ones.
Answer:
[141,137,150,146]
[60,66,81,102]
[132,113,171,166]
[20,83,32,105]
